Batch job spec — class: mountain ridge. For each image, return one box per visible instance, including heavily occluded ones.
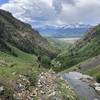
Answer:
[54,24,100,71]
[0,9,57,59]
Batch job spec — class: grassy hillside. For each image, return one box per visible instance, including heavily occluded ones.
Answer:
[0,42,41,80]
[0,9,57,61]
[55,24,100,71]
[86,65,100,83]
[0,43,42,99]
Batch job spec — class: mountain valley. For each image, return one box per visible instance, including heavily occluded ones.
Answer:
[0,9,100,100]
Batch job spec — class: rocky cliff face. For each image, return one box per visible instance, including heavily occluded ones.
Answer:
[0,9,57,58]
[75,24,100,46]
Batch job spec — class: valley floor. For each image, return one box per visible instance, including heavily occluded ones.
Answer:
[56,37,80,43]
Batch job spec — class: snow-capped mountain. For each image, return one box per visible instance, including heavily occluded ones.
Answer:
[36,24,92,38]
[63,23,91,29]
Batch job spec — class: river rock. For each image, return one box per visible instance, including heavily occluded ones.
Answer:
[0,86,4,94]
[94,83,100,87]
[95,86,100,91]
[15,83,25,92]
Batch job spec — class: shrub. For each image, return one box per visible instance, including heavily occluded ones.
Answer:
[41,55,51,67]
[96,75,100,83]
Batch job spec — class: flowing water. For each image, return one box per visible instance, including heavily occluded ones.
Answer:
[61,72,100,100]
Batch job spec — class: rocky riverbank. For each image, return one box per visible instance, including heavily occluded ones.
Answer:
[61,72,100,100]
[0,71,78,100]
[80,74,100,95]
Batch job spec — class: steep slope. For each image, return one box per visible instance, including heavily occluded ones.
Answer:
[74,55,100,72]
[0,43,41,99]
[56,24,100,70]
[0,9,57,59]
[0,9,78,99]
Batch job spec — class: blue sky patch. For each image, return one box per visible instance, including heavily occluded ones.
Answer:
[0,0,8,5]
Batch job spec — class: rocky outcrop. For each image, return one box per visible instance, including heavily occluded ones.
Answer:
[36,72,58,99]
[80,74,100,95]
[0,71,78,100]
[12,75,34,100]
[11,72,59,100]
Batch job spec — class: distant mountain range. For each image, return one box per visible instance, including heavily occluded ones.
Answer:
[37,24,93,38]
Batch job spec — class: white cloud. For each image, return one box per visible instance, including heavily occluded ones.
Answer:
[0,0,100,28]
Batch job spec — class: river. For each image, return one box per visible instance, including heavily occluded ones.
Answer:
[61,72,100,100]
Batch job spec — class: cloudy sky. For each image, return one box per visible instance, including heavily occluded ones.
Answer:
[0,0,100,28]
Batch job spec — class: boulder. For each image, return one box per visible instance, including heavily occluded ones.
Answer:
[0,86,4,94]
